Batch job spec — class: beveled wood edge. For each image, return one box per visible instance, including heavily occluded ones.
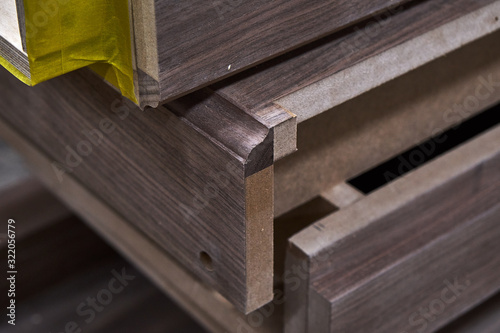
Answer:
[163,91,275,176]
[0,111,279,332]
[276,1,500,123]
[291,123,500,257]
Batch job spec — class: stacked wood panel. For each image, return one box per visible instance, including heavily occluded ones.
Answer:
[1,0,499,331]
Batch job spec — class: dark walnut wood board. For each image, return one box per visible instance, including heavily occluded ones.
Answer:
[0,112,281,333]
[0,67,274,314]
[132,0,416,105]
[172,0,500,217]
[285,122,500,333]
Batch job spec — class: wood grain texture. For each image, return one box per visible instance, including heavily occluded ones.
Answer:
[0,67,274,313]
[210,0,498,120]
[152,0,414,102]
[286,124,500,333]
[0,116,281,333]
[274,30,500,216]
[167,0,499,168]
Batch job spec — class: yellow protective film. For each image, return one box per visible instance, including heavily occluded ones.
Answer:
[1,0,136,103]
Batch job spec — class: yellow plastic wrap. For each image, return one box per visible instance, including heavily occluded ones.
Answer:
[1,0,136,103]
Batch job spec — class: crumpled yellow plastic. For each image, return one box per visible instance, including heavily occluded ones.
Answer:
[1,0,136,103]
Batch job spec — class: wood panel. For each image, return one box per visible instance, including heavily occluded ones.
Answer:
[210,0,499,121]
[165,0,500,216]
[0,66,274,313]
[148,0,414,102]
[274,29,500,216]
[286,124,500,333]
[0,115,281,333]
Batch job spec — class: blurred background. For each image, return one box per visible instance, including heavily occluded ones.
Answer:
[0,140,206,333]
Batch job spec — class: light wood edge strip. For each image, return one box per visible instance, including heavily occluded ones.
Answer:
[246,166,274,313]
[291,123,500,256]
[0,114,278,333]
[130,0,158,82]
[321,183,364,209]
[276,1,500,123]
[272,105,297,161]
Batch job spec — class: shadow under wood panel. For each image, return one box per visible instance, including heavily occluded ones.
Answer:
[4,263,207,333]
[438,292,500,333]
[0,179,116,302]
[0,198,206,333]
[0,67,273,313]
[286,123,500,333]
[274,29,500,216]
[0,178,72,238]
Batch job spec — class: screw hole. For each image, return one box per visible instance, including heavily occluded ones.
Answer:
[496,17,499,22]
[200,251,214,272]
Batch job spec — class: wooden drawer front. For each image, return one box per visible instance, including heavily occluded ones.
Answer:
[0,67,274,314]
[286,123,500,333]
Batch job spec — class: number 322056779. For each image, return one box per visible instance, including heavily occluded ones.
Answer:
[7,219,15,267]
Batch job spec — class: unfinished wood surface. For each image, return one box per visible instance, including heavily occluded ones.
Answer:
[286,124,500,333]
[0,67,274,313]
[274,29,500,216]
[0,116,280,333]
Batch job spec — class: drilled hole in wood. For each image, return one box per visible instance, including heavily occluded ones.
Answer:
[200,251,214,272]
